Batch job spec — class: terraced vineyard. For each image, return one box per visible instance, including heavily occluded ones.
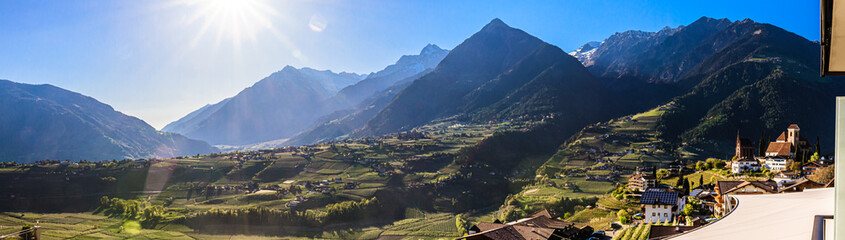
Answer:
[0,120,542,239]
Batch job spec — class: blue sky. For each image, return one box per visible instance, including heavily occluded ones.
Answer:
[0,0,820,129]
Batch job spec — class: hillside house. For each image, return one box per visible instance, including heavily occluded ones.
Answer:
[668,160,686,174]
[462,210,590,240]
[802,161,828,176]
[714,180,778,215]
[731,158,761,173]
[779,177,825,192]
[640,190,682,223]
[628,173,656,191]
[762,158,788,172]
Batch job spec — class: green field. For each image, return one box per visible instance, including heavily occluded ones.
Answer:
[0,120,544,239]
[0,104,739,238]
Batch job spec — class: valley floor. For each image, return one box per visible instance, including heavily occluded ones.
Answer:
[0,105,748,239]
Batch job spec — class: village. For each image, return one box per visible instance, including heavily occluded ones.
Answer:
[1,94,836,240]
[458,123,835,240]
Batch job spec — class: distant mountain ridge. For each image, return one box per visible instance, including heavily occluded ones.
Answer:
[162,66,366,145]
[568,41,600,63]
[164,44,448,147]
[358,19,611,137]
[327,44,448,112]
[0,80,217,162]
[569,16,844,151]
[169,16,841,153]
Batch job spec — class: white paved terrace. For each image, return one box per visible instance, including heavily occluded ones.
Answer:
[673,188,833,240]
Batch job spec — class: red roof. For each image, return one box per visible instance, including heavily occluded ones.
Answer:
[776,132,788,141]
[530,209,552,218]
[462,210,575,240]
[630,173,655,180]
[475,222,507,232]
[788,124,800,129]
[459,224,555,240]
[766,142,792,156]
[803,161,828,168]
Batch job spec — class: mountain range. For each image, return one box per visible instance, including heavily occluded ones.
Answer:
[4,16,840,162]
[164,44,448,147]
[359,19,610,137]
[577,16,844,150]
[161,67,367,145]
[0,80,217,162]
[211,17,845,152]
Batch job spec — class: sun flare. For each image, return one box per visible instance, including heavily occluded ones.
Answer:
[179,0,279,48]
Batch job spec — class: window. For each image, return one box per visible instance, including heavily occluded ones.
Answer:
[664,206,667,209]
[652,212,656,216]
[664,213,668,217]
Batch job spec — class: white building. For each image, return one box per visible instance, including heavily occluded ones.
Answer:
[731,158,761,173]
[641,191,681,223]
[762,157,788,172]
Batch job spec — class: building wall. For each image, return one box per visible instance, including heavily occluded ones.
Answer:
[764,158,788,172]
[732,185,772,194]
[731,160,760,173]
[644,204,673,223]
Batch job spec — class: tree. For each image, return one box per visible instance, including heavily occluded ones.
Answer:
[675,175,684,188]
[763,168,774,179]
[682,178,690,195]
[617,209,630,224]
[801,150,809,163]
[815,136,821,155]
[682,202,696,217]
[698,175,703,188]
[695,161,706,171]
[809,165,834,184]
[706,158,725,169]
[810,152,821,162]
[714,160,726,169]
[656,169,670,181]
[758,130,768,157]
[788,161,803,172]
[455,215,469,235]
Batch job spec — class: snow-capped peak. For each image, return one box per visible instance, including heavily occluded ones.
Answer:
[421,44,444,55]
[569,41,601,64]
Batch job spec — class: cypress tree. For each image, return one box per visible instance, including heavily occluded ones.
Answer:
[698,175,703,188]
[758,130,767,157]
[675,175,684,188]
[815,136,821,154]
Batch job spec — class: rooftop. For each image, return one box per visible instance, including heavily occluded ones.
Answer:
[640,191,678,205]
[716,180,778,195]
[674,188,833,240]
[766,141,793,156]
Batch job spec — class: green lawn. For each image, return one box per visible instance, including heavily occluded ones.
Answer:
[565,208,616,230]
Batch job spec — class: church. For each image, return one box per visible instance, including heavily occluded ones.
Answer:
[730,124,811,173]
[731,131,759,173]
[760,124,811,172]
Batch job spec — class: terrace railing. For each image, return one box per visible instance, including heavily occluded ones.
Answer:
[811,215,833,240]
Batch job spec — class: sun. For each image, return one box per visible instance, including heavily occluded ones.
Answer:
[178,0,280,48]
